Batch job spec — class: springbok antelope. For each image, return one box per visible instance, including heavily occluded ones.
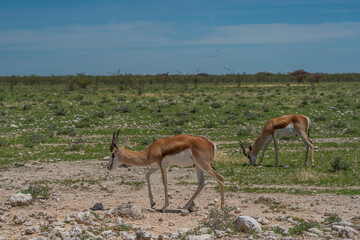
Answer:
[238,114,314,167]
[108,130,224,212]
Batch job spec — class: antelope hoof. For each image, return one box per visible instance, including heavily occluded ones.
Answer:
[187,202,196,212]
[151,202,156,208]
[160,206,167,213]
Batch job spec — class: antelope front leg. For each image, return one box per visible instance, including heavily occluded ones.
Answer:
[159,162,169,212]
[145,168,158,208]
[258,140,271,166]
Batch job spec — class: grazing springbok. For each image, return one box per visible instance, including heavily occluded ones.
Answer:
[238,114,314,167]
[108,130,224,212]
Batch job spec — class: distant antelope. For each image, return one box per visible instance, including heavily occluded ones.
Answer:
[108,130,224,212]
[238,114,314,167]
[162,72,169,78]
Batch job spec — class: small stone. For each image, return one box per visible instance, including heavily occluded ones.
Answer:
[180,209,189,216]
[169,221,175,226]
[112,203,143,219]
[9,193,33,206]
[234,208,241,213]
[13,215,26,225]
[235,216,262,234]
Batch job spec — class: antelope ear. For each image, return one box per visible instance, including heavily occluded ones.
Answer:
[121,136,129,147]
[249,145,252,151]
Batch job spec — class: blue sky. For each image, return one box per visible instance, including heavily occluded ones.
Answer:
[0,0,359,76]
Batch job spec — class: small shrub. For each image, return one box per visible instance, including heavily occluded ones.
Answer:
[325,213,342,224]
[0,138,10,147]
[189,107,199,113]
[68,143,82,151]
[23,117,34,124]
[80,100,92,106]
[314,115,326,122]
[116,105,131,113]
[22,104,32,111]
[204,121,216,128]
[289,221,320,235]
[300,98,308,106]
[75,117,92,128]
[22,184,51,199]
[330,120,346,129]
[24,133,42,148]
[211,102,222,108]
[237,128,251,136]
[140,137,154,146]
[92,110,107,118]
[330,156,352,171]
[53,106,66,116]
[344,128,357,134]
[74,95,84,101]
[202,206,236,231]
[173,126,183,135]
[57,127,76,137]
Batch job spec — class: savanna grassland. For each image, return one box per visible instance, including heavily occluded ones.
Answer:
[0,75,359,192]
[0,74,359,239]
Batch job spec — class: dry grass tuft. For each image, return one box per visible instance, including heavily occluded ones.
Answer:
[296,168,319,182]
[214,151,244,164]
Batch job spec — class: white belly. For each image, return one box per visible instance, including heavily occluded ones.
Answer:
[163,149,196,167]
[274,123,296,138]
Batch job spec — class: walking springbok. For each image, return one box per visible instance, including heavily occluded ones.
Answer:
[108,130,224,212]
[238,114,314,167]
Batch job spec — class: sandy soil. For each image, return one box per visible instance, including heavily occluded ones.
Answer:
[0,159,359,239]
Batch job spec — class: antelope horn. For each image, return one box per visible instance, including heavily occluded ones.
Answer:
[115,129,121,143]
[238,140,247,156]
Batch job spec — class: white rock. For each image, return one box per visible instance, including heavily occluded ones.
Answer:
[112,203,142,219]
[9,193,32,206]
[235,216,262,234]
[214,230,226,238]
[178,228,190,237]
[308,227,323,236]
[69,224,83,237]
[186,234,214,240]
[136,230,154,240]
[260,218,270,225]
[258,195,279,205]
[101,230,114,238]
[198,227,211,235]
[13,215,26,225]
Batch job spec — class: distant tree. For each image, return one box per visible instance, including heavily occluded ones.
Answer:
[313,74,323,83]
[289,70,310,83]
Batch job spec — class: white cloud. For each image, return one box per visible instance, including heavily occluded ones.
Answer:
[0,21,359,51]
[188,22,360,45]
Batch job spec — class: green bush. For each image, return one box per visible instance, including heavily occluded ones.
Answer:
[24,133,42,148]
[289,221,320,235]
[211,102,222,108]
[330,156,352,171]
[0,138,10,147]
[22,104,31,111]
[57,127,76,137]
[237,128,251,136]
[325,213,342,223]
[116,105,131,113]
[202,206,236,231]
[68,143,82,151]
[22,185,51,199]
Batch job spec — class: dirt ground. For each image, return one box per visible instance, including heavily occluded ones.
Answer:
[0,158,359,239]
